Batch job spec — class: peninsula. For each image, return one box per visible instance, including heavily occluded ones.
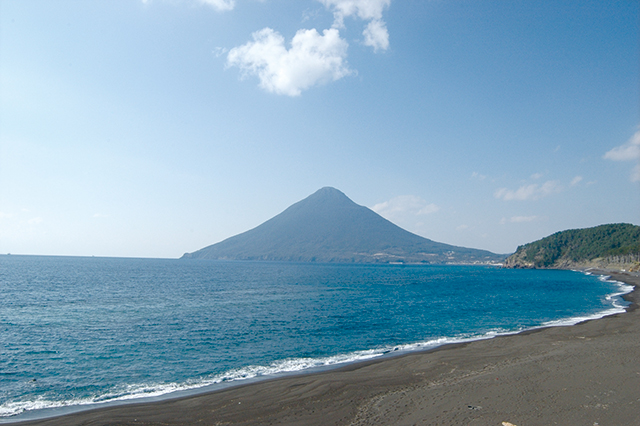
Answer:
[504,223,640,271]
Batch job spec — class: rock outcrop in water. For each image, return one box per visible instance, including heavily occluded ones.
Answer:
[182,187,504,264]
[504,223,640,270]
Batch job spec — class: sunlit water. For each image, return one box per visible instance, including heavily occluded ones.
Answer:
[0,255,631,421]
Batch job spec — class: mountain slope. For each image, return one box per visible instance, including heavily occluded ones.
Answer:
[503,223,640,269]
[182,187,503,264]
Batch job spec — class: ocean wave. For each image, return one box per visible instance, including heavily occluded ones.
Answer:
[2,272,634,421]
[0,330,515,420]
[541,273,633,327]
[4,323,533,422]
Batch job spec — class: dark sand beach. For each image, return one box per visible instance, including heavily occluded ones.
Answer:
[12,271,640,426]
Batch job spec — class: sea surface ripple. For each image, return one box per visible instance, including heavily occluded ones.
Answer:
[0,256,629,421]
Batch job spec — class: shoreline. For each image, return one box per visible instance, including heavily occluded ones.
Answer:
[7,270,640,426]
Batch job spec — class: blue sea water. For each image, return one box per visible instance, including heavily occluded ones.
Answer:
[0,255,632,421]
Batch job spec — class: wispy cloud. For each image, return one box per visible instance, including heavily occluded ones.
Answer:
[372,195,440,219]
[227,28,352,96]
[570,175,583,186]
[604,129,640,182]
[320,0,391,51]
[144,0,235,12]
[494,180,562,201]
[200,0,235,12]
[363,19,389,51]
[320,0,390,26]
[500,216,540,224]
[213,47,228,58]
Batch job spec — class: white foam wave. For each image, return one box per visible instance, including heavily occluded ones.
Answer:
[0,331,511,420]
[0,396,102,419]
[3,272,634,421]
[541,273,634,327]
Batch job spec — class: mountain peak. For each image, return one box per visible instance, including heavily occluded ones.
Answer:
[287,187,356,212]
[314,186,344,195]
[183,188,503,264]
[304,186,352,203]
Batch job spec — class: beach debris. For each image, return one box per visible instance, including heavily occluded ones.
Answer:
[502,422,517,426]
[467,405,482,410]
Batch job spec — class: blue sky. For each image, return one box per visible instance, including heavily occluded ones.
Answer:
[1,0,638,258]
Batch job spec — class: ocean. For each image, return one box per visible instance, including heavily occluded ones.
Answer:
[0,255,631,422]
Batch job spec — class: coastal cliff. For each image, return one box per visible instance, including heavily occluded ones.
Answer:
[504,223,640,271]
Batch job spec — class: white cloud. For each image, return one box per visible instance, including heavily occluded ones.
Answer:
[456,224,469,231]
[372,195,440,218]
[363,19,389,52]
[530,172,543,180]
[570,176,583,186]
[227,0,390,94]
[319,0,390,24]
[144,0,234,11]
[500,216,539,224]
[494,180,562,201]
[604,129,640,182]
[604,130,640,161]
[227,27,352,96]
[28,217,43,225]
[200,0,235,12]
[213,47,228,57]
[319,0,391,51]
[471,171,486,180]
[510,215,538,223]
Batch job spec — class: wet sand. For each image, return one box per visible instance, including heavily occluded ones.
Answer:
[12,271,640,426]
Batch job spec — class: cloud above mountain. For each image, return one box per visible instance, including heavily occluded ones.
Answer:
[320,0,390,51]
[494,181,562,201]
[372,195,440,219]
[227,28,351,96]
[200,0,234,11]
[142,0,235,12]
[320,0,390,23]
[363,19,389,51]
[226,0,392,95]
[500,215,539,224]
[604,129,640,182]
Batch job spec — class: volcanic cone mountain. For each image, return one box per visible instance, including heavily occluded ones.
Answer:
[182,187,504,264]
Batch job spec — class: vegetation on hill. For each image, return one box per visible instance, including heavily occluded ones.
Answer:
[504,223,640,269]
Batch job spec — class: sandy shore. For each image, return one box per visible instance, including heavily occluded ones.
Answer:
[11,271,640,426]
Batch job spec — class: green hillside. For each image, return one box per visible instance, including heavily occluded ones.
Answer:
[504,223,640,269]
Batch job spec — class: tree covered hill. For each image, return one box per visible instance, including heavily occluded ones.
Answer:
[504,223,640,269]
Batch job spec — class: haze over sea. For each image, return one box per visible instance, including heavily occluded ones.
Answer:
[0,255,631,422]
